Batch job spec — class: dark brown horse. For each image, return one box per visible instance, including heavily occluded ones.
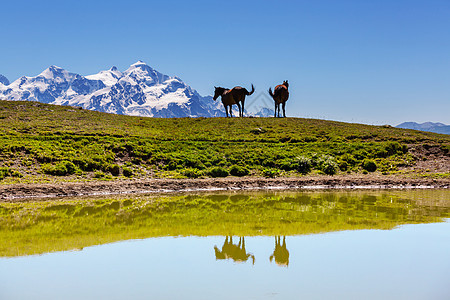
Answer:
[268,80,289,118]
[213,85,255,117]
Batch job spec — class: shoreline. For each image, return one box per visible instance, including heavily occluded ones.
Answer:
[1,175,448,202]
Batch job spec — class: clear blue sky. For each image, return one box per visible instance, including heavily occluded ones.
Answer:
[2,0,449,125]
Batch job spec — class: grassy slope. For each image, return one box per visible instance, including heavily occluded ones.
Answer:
[0,100,449,183]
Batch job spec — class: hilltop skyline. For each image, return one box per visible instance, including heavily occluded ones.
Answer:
[1,0,449,125]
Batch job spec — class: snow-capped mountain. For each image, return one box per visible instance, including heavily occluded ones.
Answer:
[0,74,9,86]
[0,61,226,118]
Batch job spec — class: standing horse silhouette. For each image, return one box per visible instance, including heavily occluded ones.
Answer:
[213,85,255,117]
[268,80,289,118]
[270,236,289,267]
[214,236,255,264]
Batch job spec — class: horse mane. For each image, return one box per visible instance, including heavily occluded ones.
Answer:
[215,86,228,94]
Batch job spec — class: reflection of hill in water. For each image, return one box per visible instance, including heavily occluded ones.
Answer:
[0,190,449,257]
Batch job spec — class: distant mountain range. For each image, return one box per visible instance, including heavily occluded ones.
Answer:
[0,61,271,118]
[396,122,450,135]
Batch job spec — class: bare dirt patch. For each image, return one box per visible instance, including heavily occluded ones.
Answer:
[407,144,450,173]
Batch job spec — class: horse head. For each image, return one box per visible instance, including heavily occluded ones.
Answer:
[213,86,226,101]
[283,80,289,88]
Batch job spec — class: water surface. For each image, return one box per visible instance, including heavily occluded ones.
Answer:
[1,190,449,299]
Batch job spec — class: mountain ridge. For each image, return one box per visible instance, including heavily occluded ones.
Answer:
[0,61,232,118]
[396,122,450,135]
[0,74,9,86]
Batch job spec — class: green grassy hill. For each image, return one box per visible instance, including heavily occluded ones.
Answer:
[0,100,449,183]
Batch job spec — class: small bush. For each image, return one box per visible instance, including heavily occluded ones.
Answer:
[73,158,104,172]
[108,164,120,176]
[9,170,23,178]
[338,160,348,171]
[316,155,338,175]
[229,165,250,177]
[279,160,295,171]
[164,160,180,171]
[294,156,312,174]
[262,168,279,178]
[123,167,133,177]
[94,171,105,178]
[0,167,10,180]
[182,168,203,178]
[64,161,77,174]
[340,154,357,166]
[41,161,77,176]
[208,167,229,178]
[183,158,206,170]
[131,158,142,165]
[362,159,377,172]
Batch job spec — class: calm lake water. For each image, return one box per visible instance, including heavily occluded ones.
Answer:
[1,190,449,300]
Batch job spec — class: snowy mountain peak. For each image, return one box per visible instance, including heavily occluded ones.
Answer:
[39,65,73,81]
[86,68,122,86]
[127,60,153,72]
[131,60,147,66]
[0,62,225,118]
[0,74,9,86]
[124,61,169,86]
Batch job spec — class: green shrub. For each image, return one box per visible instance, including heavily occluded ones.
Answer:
[340,154,357,166]
[262,168,279,178]
[353,149,369,160]
[362,159,377,172]
[338,160,348,171]
[229,165,250,177]
[163,159,180,171]
[377,141,408,157]
[183,158,206,170]
[278,160,295,171]
[108,164,120,176]
[208,167,229,178]
[9,170,23,178]
[94,171,105,178]
[294,156,312,174]
[64,161,77,174]
[41,161,77,176]
[131,158,142,165]
[123,167,133,177]
[73,158,104,172]
[182,168,203,178]
[316,155,338,175]
[0,167,10,180]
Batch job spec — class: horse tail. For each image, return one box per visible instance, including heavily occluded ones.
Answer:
[268,87,274,98]
[246,84,255,96]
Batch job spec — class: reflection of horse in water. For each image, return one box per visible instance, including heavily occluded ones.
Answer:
[270,236,289,267]
[214,236,255,264]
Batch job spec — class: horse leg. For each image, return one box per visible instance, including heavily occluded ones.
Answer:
[282,102,286,118]
[236,103,242,118]
[224,104,229,117]
[241,100,245,117]
[229,105,233,117]
[274,102,277,118]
